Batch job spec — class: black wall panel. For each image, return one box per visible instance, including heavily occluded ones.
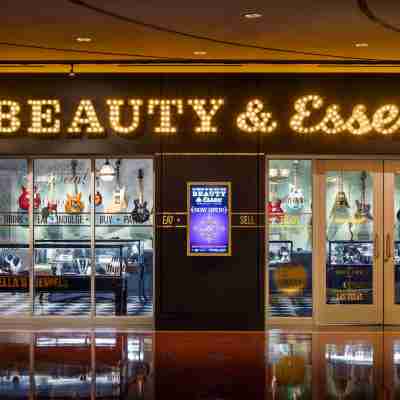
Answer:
[155,155,264,330]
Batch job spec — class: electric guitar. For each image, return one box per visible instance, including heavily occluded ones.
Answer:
[268,182,284,223]
[41,173,58,224]
[284,160,305,213]
[131,169,151,223]
[106,159,128,213]
[89,175,103,207]
[330,171,351,224]
[18,185,41,210]
[354,171,372,223]
[65,160,85,213]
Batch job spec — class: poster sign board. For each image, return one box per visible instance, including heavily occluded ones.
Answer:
[187,182,231,256]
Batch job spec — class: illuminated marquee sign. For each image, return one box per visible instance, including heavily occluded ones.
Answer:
[2,94,400,137]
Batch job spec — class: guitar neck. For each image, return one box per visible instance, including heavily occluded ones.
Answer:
[293,161,298,188]
[138,179,144,204]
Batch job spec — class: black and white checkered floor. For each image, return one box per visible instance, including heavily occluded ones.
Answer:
[0,291,310,317]
[269,293,312,317]
[0,293,153,316]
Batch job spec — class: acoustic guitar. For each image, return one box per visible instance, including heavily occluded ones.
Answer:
[65,160,85,213]
[106,159,128,213]
[330,171,351,224]
[131,169,151,223]
[89,175,103,207]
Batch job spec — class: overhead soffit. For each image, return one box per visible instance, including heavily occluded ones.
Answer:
[0,0,399,72]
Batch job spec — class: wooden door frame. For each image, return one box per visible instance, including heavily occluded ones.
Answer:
[314,160,384,325]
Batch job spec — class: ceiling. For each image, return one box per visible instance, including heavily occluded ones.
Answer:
[0,0,400,72]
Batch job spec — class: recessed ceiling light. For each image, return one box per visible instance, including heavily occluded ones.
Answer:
[242,11,263,19]
[194,51,207,56]
[355,42,369,47]
[76,37,92,43]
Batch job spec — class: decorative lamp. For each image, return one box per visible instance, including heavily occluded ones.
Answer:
[99,159,115,182]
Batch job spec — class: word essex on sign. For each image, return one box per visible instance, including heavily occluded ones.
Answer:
[0,96,400,137]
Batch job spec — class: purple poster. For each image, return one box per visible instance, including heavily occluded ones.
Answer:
[188,183,231,256]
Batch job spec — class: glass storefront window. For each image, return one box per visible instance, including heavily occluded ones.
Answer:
[95,158,154,316]
[33,159,91,316]
[268,160,313,317]
[0,159,29,315]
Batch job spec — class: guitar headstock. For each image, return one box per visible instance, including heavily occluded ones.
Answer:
[71,159,78,176]
[47,173,56,189]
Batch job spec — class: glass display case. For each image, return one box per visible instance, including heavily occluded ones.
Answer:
[268,160,313,318]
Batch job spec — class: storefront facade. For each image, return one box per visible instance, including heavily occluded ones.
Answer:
[2,73,400,329]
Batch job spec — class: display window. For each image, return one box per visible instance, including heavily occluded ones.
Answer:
[0,159,30,315]
[267,159,313,318]
[33,159,92,316]
[95,158,154,316]
[0,157,154,318]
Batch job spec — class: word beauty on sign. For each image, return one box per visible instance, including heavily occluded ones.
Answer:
[1,96,400,137]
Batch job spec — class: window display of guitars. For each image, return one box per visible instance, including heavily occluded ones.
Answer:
[284,160,305,213]
[18,185,41,210]
[106,159,128,213]
[65,160,85,213]
[131,169,151,224]
[41,173,57,224]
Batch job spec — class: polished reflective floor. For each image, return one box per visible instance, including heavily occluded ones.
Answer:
[0,328,398,399]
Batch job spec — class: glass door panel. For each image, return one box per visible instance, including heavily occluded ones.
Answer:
[267,159,313,318]
[326,170,374,305]
[315,160,383,324]
[383,161,400,324]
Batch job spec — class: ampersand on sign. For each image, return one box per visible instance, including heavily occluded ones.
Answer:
[237,99,278,133]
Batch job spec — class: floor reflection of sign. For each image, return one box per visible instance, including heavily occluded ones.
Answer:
[187,182,231,256]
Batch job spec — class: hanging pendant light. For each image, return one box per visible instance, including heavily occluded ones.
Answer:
[99,159,115,182]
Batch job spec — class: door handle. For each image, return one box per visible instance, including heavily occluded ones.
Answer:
[374,233,379,259]
[385,233,392,262]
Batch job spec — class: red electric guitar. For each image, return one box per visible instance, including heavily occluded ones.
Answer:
[268,183,284,223]
[18,185,41,210]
